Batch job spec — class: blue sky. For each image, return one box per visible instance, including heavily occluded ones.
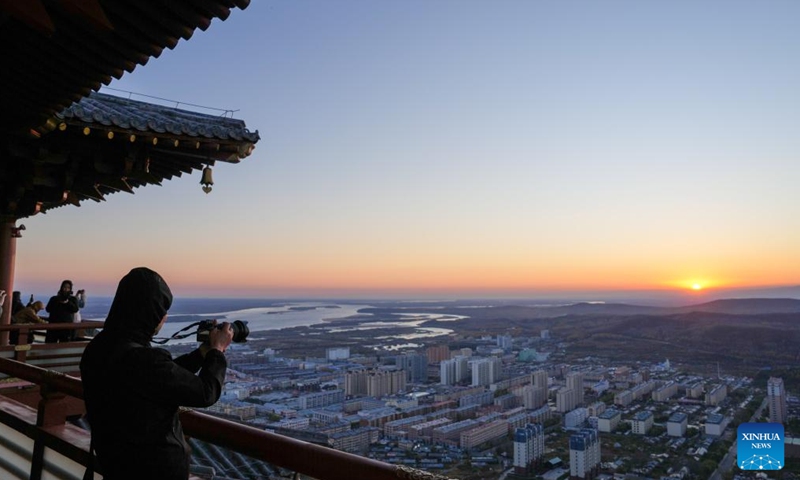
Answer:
[14,1,800,300]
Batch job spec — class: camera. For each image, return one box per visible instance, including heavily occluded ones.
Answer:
[196,319,249,344]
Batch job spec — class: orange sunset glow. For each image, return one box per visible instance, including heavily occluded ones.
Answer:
[8,1,800,303]
[4,4,800,480]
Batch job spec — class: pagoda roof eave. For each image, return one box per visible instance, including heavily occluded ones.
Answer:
[0,93,259,219]
[0,0,252,134]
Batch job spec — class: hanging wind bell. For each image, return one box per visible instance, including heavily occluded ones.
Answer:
[200,165,214,194]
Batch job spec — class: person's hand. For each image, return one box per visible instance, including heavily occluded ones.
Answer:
[208,322,233,354]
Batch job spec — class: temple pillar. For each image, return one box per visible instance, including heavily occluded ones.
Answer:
[0,218,18,346]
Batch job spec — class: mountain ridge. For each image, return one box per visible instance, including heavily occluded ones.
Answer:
[478,297,800,318]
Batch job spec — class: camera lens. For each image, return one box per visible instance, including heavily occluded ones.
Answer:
[195,319,250,344]
[230,320,250,343]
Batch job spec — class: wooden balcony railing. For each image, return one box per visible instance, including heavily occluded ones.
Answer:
[0,322,105,372]
[0,326,457,480]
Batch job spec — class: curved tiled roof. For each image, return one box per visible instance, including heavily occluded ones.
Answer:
[0,0,251,133]
[0,93,259,218]
[0,0,259,219]
[57,92,260,143]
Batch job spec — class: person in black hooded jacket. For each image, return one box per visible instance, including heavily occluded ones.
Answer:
[80,267,232,480]
[45,280,80,343]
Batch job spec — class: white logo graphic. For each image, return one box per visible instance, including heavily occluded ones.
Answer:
[739,454,782,470]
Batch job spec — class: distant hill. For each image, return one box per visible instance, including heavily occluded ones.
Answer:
[671,298,800,315]
[358,297,800,369]
[436,297,800,320]
[415,300,800,369]
[710,285,800,299]
[552,310,800,368]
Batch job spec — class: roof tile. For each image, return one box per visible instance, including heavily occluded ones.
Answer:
[57,92,259,143]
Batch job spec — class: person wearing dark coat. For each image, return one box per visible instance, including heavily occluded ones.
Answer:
[45,280,80,343]
[11,291,25,317]
[80,267,232,480]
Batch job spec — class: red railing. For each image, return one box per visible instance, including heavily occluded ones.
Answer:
[0,347,457,480]
[0,321,105,355]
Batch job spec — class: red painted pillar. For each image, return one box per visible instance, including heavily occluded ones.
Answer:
[0,218,18,346]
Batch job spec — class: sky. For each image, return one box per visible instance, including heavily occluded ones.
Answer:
[13,1,800,301]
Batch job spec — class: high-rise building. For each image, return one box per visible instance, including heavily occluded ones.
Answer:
[367,369,406,398]
[440,358,457,386]
[521,384,547,409]
[497,335,513,350]
[470,357,501,387]
[454,356,470,383]
[513,423,545,474]
[566,372,585,407]
[531,369,548,389]
[556,387,577,413]
[426,345,450,364]
[395,353,428,383]
[440,356,470,386]
[347,369,406,397]
[345,369,368,396]
[768,377,787,424]
[569,428,600,479]
[491,357,503,383]
[471,359,492,387]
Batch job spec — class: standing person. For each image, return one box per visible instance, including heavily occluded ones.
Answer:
[45,280,79,343]
[73,288,88,338]
[80,267,232,480]
[74,288,86,321]
[11,291,24,317]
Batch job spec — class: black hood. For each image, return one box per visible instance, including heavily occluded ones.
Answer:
[103,267,173,344]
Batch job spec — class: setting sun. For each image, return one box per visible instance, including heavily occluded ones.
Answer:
[666,279,715,292]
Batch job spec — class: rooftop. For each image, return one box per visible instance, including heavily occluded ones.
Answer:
[1,0,251,133]
[633,411,654,421]
[0,91,259,218]
[58,92,259,143]
[599,409,621,419]
[707,413,726,424]
[668,412,688,422]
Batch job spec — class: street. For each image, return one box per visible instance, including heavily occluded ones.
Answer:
[709,398,768,480]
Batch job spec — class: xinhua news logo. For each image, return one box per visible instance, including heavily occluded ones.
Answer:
[738,422,784,471]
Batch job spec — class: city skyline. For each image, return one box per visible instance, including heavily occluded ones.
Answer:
[13,2,800,299]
